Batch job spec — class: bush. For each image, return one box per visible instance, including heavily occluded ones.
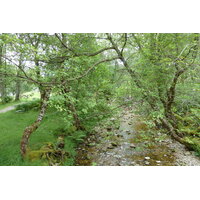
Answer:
[183,137,200,156]
[1,96,13,104]
[16,99,40,112]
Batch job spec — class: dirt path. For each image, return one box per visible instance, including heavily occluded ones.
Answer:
[76,107,200,166]
[0,105,16,114]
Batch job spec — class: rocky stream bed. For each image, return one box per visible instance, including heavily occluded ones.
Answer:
[76,107,200,166]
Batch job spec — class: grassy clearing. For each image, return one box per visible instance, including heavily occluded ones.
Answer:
[0,107,81,166]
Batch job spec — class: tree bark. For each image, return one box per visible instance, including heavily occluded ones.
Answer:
[15,77,21,101]
[61,86,85,131]
[20,88,51,158]
[68,101,85,131]
[0,44,7,102]
[160,118,183,143]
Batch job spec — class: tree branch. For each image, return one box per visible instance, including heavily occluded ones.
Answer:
[55,33,115,57]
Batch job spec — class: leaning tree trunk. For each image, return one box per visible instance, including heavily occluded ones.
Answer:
[20,88,51,158]
[160,118,183,143]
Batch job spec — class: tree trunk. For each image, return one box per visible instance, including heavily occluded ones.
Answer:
[15,78,21,101]
[0,44,7,102]
[61,83,85,131]
[20,88,51,158]
[68,102,85,130]
[160,118,184,143]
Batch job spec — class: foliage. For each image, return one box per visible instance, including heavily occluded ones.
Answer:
[1,33,200,164]
[15,99,41,112]
[1,96,13,104]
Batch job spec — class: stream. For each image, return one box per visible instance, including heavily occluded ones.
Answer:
[76,107,200,166]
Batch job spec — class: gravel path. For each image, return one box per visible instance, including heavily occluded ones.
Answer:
[0,105,16,114]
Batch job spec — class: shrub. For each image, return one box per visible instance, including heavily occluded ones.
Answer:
[16,99,40,112]
[1,96,13,104]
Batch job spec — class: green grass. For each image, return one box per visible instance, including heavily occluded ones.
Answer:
[0,107,81,166]
[0,109,38,165]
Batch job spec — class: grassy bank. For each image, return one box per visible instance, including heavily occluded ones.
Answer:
[0,106,81,166]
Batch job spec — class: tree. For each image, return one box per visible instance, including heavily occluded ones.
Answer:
[1,33,119,157]
[105,33,200,143]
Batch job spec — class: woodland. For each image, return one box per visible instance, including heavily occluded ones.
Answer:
[0,33,200,166]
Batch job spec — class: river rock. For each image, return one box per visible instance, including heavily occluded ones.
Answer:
[111,142,118,147]
[107,144,115,149]
[184,151,191,156]
[107,127,112,131]
[145,156,150,160]
[116,134,123,138]
[130,144,136,148]
[145,161,150,165]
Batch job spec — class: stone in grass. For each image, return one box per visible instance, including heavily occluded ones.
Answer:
[144,156,150,160]
[15,110,24,113]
